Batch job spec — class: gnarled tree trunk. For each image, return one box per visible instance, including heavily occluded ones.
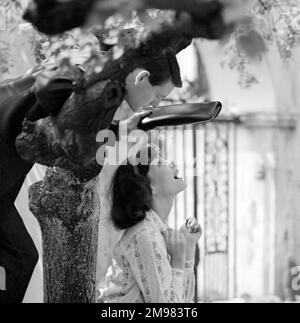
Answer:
[29,167,100,303]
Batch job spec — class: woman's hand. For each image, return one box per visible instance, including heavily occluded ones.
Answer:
[180,218,202,263]
[162,228,187,270]
[180,218,202,246]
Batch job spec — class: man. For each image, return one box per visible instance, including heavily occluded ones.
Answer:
[0,75,43,303]
[0,45,186,303]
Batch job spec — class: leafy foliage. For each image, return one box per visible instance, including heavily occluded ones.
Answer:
[221,0,300,88]
[2,0,300,89]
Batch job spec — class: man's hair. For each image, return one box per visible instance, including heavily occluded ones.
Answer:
[139,48,182,88]
[88,31,184,91]
[94,27,183,88]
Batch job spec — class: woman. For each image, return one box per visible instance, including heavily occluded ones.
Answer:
[98,146,202,303]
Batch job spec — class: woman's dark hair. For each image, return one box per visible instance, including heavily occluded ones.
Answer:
[110,146,158,230]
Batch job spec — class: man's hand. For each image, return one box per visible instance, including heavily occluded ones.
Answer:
[119,110,152,135]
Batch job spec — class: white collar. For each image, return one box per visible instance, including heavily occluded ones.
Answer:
[147,209,168,233]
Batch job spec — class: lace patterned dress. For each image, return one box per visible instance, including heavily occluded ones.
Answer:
[98,210,195,303]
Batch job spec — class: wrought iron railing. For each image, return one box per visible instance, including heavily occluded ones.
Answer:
[159,117,239,302]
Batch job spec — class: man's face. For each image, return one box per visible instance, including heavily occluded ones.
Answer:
[125,68,175,112]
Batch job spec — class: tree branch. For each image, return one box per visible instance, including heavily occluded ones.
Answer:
[24,0,229,35]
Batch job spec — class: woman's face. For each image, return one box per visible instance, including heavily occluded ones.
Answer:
[147,158,187,198]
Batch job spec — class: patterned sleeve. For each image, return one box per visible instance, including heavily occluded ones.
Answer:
[183,260,196,303]
[127,229,185,303]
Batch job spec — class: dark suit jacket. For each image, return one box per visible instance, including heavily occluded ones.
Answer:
[0,74,118,210]
[0,77,36,209]
[0,75,73,210]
